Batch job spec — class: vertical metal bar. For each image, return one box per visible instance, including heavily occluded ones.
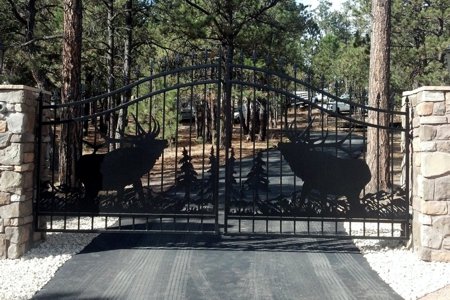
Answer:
[146,63,155,189]
[278,72,283,230]
[238,52,244,213]
[215,49,222,235]
[224,49,232,235]
[349,221,352,237]
[292,67,298,193]
[251,52,257,233]
[174,60,180,194]
[335,81,339,157]
[149,61,154,118]
[390,100,395,233]
[321,220,324,235]
[200,215,204,233]
[404,97,411,238]
[376,95,381,237]
[363,221,366,237]
[34,92,44,231]
[189,53,195,156]
[307,217,310,234]
[200,51,208,211]
[135,80,140,135]
[160,68,167,192]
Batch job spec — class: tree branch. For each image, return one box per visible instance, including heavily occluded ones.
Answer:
[234,0,281,36]
[185,0,211,16]
[18,34,63,48]
[6,0,27,26]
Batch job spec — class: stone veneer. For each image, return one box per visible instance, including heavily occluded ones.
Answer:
[0,85,49,259]
[403,86,450,262]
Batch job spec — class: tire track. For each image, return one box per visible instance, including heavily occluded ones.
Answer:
[163,249,192,300]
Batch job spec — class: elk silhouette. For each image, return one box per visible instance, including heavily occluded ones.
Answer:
[76,115,168,209]
[277,119,371,213]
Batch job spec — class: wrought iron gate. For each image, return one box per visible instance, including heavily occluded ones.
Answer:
[34,50,410,239]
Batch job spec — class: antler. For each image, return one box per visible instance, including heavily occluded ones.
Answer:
[130,113,146,135]
[285,118,364,158]
[128,113,160,138]
[311,127,364,158]
[286,118,315,143]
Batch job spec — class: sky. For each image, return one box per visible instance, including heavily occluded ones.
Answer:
[297,0,345,11]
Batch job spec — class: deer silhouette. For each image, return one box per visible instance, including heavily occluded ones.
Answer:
[76,115,168,209]
[277,119,371,213]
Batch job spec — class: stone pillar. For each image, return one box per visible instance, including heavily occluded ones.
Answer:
[403,86,450,262]
[0,85,49,259]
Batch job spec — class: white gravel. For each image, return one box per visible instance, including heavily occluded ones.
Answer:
[1,218,449,300]
[347,223,450,300]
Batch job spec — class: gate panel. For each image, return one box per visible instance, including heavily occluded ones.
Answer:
[223,57,410,239]
[34,55,222,233]
[34,50,411,239]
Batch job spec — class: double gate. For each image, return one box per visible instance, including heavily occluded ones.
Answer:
[34,51,411,239]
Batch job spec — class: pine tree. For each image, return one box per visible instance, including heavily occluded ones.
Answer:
[367,0,391,193]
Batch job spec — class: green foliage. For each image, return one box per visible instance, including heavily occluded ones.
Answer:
[390,0,450,90]
[0,0,448,98]
[306,0,449,103]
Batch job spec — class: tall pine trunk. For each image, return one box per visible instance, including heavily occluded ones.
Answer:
[59,0,83,185]
[106,0,117,150]
[116,0,133,145]
[366,0,391,193]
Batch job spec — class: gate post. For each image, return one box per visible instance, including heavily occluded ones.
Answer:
[0,85,49,259]
[403,86,450,262]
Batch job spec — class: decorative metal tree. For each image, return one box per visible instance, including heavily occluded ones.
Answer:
[244,150,269,214]
[176,147,198,209]
[196,147,218,211]
[226,148,245,214]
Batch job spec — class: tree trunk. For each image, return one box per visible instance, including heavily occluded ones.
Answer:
[222,44,234,149]
[23,0,52,89]
[115,0,133,147]
[59,0,83,186]
[366,0,391,193]
[106,0,117,150]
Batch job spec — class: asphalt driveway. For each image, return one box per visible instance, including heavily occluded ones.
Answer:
[33,233,402,300]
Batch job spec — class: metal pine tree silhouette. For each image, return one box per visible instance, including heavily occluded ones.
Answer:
[176,147,198,203]
[197,146,217,209]
[244,150,269,213]
[227,148,245,213]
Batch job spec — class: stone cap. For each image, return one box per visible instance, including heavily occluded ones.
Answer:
[403,86,450,97]
[0,85,51,95]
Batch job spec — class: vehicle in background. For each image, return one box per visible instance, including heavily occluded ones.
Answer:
[312,93,328,104]
[290,90,309,107]
[326,100,352,113]
[179,102,196,122]
[316,95,352,114]
[233,107,241,123]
